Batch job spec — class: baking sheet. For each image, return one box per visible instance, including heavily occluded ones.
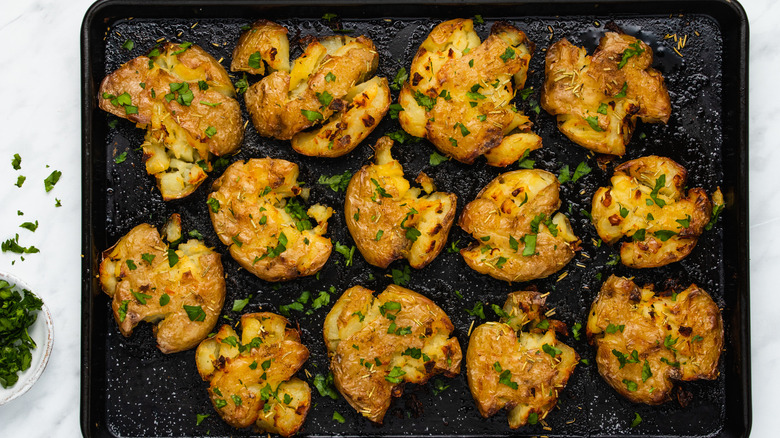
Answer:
[81,1,750,436]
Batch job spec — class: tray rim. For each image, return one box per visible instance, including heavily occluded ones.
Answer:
[80,1,751,437]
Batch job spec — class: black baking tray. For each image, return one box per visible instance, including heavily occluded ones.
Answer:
[80,1,750,436]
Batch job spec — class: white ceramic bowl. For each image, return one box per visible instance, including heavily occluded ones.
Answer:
[0,272,54,406]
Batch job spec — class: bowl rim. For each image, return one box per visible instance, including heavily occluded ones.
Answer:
[0,271,55,406]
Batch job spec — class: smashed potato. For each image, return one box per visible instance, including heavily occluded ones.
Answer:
[587,275,724,404]
[99,42,243,199]
[541,32,671,156]
[98,214,225,353]
[467,291,578,428]
[459,169,579,282]
[233,20,389,156]
[208,158,333,281]
[591,156,713,268]
[196,313,311,436]
[324,285,462,423]
[398,19,542,166]
[344,136,457,269]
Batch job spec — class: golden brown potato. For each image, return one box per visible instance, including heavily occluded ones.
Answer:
[231,20,291,75]
[586,275,724,404]
[233,22,389,156]
[541,32,671,156]
[291,76,391,157]
[591,156,712,268]
[459,169,579,282]
[344,136,457,269]
[99,42,243,200]
[196,313,311,436]
[98,214,225,353]
[323,285,462,423]
[467,291,578,428]
[397,19,541,166]
[208,158,333,281]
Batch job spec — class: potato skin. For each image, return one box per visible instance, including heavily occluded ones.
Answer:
[459,169,579,282]
[467,291,578,428]
[344,136,457,269]
[591,156,712,268]
[541,32,671,156]
[99,42,242,199]
[291,76,391,157]
[586,275,724,404]
[323,285,462,423]
[98,218,225,353]
[398,19,541,166]
[195,313,311,436]
[231,20,291,75]
[235,24,387,156]
[208,158,333,281]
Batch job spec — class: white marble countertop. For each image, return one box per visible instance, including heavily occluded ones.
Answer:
[0,0,774,436]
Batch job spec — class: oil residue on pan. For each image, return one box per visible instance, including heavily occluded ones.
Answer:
[93,13,729,438]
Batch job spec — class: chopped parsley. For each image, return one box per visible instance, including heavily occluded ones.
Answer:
[429,152,450,166]
[614,82,628,98]
[301,109,323,121]
[114,151,128,164]
[653,230,677,241]
[618,41,645,69]
[391,264,410,286]
[389,103,404,119]
[498,369,518,389]
[412,90,436,112]
[316,91,334,107]
[0,282,43,388]
[542,343,562,358]
[585,115,603,132]
[631,412,642,427]
[11,154,21,170]
[248,51,262,69]
[390,68,408,91]
[332,411,346,423]
[19,221,38,232]
[184,305,206,321]
[387,129,421,144]
[465,302,485,319]
[206,197,220,213]
[44,170,62,192]
[334,241,356,267]
[385,366,406,383]
[499,47,516,62]
[572,322,582,340]
[167,248,179,267]
[122,39,134,51]
[522,234,537,256]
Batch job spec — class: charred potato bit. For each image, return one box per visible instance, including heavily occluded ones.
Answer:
[541,32,671,156]
[344,136,457,269]
[233,21,389,156]
[196,313,311,436]
[398,19,542,166]
[99,42,243,199]
[323,285,462,423]
[586,275,724,404]
[467,291,578,428]
[591,156,712,268]
[459,169,579,282]
[98,214,225,353]
[208,158,333,281]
